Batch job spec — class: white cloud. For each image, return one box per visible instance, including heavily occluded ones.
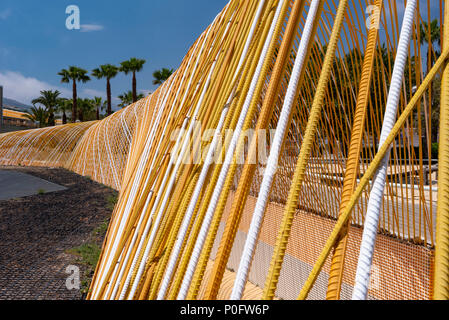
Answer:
[139,89,152,96]
[82,88,121,105]
[0,71,124,109]
[0,71,71,104]
[0,8,11,20]
[82,88,105,98]
[80,24,104,32]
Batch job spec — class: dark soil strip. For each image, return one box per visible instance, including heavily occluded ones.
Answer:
[0,166,117,300]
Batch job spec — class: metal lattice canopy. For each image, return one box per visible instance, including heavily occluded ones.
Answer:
[1,0,448,300]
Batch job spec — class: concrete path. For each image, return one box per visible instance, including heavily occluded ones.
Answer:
[0,170,66,201]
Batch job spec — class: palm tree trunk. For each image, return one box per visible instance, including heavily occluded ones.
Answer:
[430,50,438,143]
[63,112,67,124]
[96,107,100,121]
[133,71,137,103]
[107,79,112,116]
[72,80,77,123]
[48,111,55,126]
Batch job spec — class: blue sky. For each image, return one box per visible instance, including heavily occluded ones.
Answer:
[0,1,443,108]
[0,0,228,108]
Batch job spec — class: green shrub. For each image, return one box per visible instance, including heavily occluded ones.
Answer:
[67,243,102,294]
[432,143,439,159]
[93,219,110,236]
[68,243,101,268]
[106,194,118,211]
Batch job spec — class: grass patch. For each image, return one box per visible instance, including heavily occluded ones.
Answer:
[93,218,110,237]
[68,243,102,269]
[67,190,117,297]
[37,189,46,195]
[106,194,118,211]
[67,243,102,295]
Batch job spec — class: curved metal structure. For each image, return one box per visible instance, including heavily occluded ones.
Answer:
[0,0,448,300]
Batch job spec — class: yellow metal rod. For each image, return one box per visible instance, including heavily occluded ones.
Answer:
[298,49,449,300]
[434,1,449,300]
[262,0,349,300]
[326,0,383,300]
[188,0,290,300]
[204,0,307,300]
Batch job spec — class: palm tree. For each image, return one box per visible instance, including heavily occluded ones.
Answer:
[120,58,146,103]
[118,91,144,108]
[31,90,61,126]
[92,97,106,120]
[419,20,441,70]
[77,98,96,122]
[57,98,72,124]
[58,66,90,123]
[25,106,49,128]
[92,64,119,116]
[152,68,174,85]
[419,20,441,143]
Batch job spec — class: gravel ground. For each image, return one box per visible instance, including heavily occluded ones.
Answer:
[0,166,117,300]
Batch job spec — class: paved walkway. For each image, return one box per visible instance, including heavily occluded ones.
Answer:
[0,170,66,201]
